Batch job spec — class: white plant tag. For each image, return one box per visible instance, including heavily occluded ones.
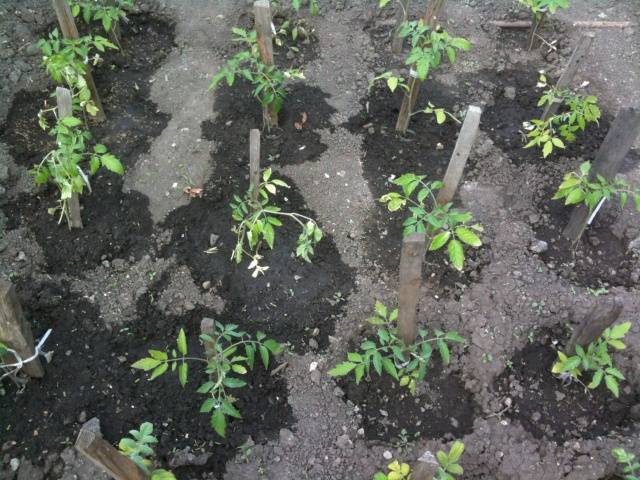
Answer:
[76,165,92,193]
[587,197,606,225]
[271,22,277,35]
[409,68,418,79]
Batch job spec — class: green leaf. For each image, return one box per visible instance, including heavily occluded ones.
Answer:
[263,339,282,354]
[609,322,631,340]
[61,116,82,127]
[355,364,365,384]
[448,441,464,463]
[455,227,482,247]
[542,141,553,158]
[328,361,357,377]
[259,345,270,369]
[178,363,188,387]
[429,231,451,251]
[444,331,464,343]
[588,369,604,389]
[132,358,161,371]
[565,188,585,205]
[149,363,168,380]
[374,301,388,319]
[604,374,620,397]
[101,154,124,175]
[177,329,187,355]
[447,239,464,271]
[200,398,215,413]
[372,352,383,376]
[382,357,398,380]
[211,409,226,437]
[221,400,242,419]
[437,340,450,364]
[223,377,247,388]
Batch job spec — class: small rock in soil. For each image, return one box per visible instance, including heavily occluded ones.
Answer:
[279,428,296,447]
[529,240,548,253]
[209,233,219,247]
[202,280,211,289]
[308,338,319,350]
[504,86,516,100]
[336,434,353,449]
[16,251,26,261]
[628,236,640,252]
[334,386,344,397]
[77,411,87,424]
[168,447,212,468]
[383,451,393,460]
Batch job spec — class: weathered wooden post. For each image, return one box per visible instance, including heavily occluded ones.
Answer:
[397,233,426,345]
[391,0,410,54]
[566,296,623,354]
[52,0,106,122]
[75,425,149,480]
[412,450,440,480]
[541,33,595,121]
[563,107,640,243]
[436,105,482,205]
[253,0,278,129]
[200,317,216,360]
[249,129,261,203]
[395,0,446,133]
[0,280,45,378]
[56,86,84,229]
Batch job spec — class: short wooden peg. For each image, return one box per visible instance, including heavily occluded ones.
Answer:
[75,426,149,480]
[397,233,426,345]
[541,33,595,121]
[563,107,640,243]
[0,280,45,378]
[56,87,84,229]
[200,317,216,360]
[52,0,106,122]
[437,105,482,205]
[391,0,409,54]
[249,129,261,203]
[566,296,623,354]
[412,450,440,480]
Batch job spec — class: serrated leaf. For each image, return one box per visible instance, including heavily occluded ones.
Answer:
[429,231,451,251]
[178,363,188,387]
[448,239,464,271]
[211,409,226,437]
[455,227,482,247]
[328,361,357,377]
[177,328,187,355]
[132,358,161,371]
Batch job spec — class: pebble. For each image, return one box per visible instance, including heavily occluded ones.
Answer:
[77,411,87,423]
[529,240,548,253]
[504,86,516,100]
[532,411,541,422]
[209,233,219,247]
[308,338,319,350]
[383,451,393,460]
[279,428,296,447]
[336,434,352,449]
[333,386,344,397]
[202,281,211,289]
[10,458,19,471]
[16,251,26,261]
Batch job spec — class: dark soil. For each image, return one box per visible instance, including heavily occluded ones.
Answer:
[163,81,354,351]
[0,15,175,275]
[345,84,491,296]
[495,335,638,443]
[339,362,478,442]
[0,279,292,479]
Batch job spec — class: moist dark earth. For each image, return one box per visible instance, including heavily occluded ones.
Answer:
[1,0,640,479]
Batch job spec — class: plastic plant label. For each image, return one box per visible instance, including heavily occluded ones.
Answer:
[409,68,418,79]
[587,197,606,225]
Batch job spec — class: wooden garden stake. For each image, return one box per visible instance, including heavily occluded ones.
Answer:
[254,0,278,129]
[397,232,426,345]
[249,129,261,203]
[0,280,44,378]
[75,426,149,480]
[52,0,106,122]
[541,33,595,121]
[200,317,216,360]
[56,86,84,229]
[436,105,482,205]
[563,107,640,243]
[395,0,446,133]
[566,296,623,354]
[412,450,440,480]
[391,0,410,54]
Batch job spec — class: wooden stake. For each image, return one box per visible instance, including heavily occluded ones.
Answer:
[566,296,623,354]
[395,0,446,133]
[563,107,640,243]
[249,129,261,203]
[437,105,482,205]
[391,0,410,54]
[412,450,440,480]
[200,317,216,360]
[75,426,149,480]
[52,0,106,122]
[0,280,44,378]
[488,20,633,29]
[254,0,278,129]
[541,33,594,121]
[56,87,84,229]
[397,233,426,345]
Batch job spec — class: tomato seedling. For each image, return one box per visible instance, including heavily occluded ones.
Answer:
[118,422,176,480]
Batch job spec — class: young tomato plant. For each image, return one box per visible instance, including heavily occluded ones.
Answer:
[274,18,315,56]
[523,74,600,158]
[380,173,483,271]
[118,422,176,480]
[69,0,134,33]
[273,0,320,15]
[519,0,570,22]
[435,441,465,480]
[553,161,640,212]
[230,168,322,277]
[612,448,640,480]
[132,325,282,438]
[209,27,304,130]
[373,460,412,480]
[30,114,123,227]
[38,30,117,116]
[329,302,464,394]
[552,322,631,397]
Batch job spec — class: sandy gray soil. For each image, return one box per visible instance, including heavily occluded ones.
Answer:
[1,0,640,479]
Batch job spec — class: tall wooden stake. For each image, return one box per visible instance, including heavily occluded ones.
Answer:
[563,107,640,243]
[397,233,426,345]
[541,33,595,121]
[56,87,84,229]
[395,0,446,133]
[0,280,45,378]
[566,296,623,354]
[249,129,261,203]
[52,0,106,122]
[412,450,440,480]
[437,105,482,205]
[254,0,278,130]
[391,0,410,54]
[75,426,149,480]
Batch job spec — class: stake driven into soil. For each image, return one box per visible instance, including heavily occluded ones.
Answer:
[76,426,149,480]
[397,232,426,345]
[56,86,84,229]
[0,280,45,379]
[391,0,410,54]
[51,0,106,122]
[563,107,640,243]
[254,0,278,129]
[541,32,595,122]
[566,296,623,354]
[437,105,482,205]
[395,0,446,134]
[249,129,261,203]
